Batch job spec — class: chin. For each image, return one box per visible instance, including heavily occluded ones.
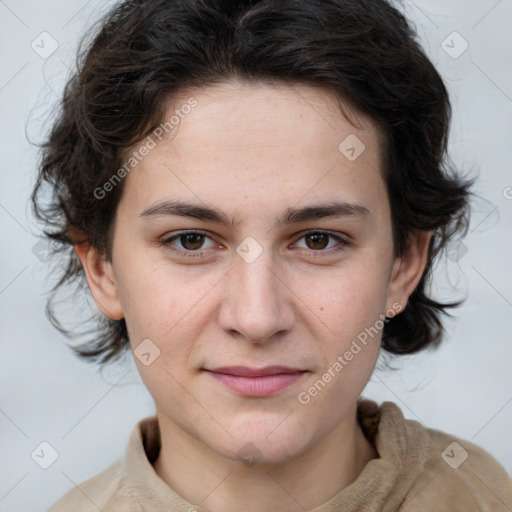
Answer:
[211,421,314,467]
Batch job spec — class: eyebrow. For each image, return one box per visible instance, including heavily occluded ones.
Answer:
[139,199,371,227]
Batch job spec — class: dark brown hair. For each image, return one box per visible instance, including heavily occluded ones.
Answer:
[31,0,472,364]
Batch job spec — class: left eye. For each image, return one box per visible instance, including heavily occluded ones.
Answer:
[294,232,344,251]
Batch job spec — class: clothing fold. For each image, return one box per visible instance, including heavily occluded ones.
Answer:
[48,398,512,512]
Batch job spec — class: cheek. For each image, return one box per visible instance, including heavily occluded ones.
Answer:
[114,251,208,338]
[300,260,391,339]
[296,269,385,415]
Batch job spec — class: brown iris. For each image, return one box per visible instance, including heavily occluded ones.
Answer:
[180,233,205,250]
[305,233,329,250]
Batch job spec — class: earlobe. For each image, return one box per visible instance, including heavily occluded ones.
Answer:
[386,230,432,312]
[73,243,124,321]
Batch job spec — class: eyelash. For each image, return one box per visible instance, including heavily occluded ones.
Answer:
[159,230,350,258]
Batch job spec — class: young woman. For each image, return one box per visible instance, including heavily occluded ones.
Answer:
[32,0,512,510]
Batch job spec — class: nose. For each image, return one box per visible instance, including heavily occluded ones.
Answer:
[217,248,295,344]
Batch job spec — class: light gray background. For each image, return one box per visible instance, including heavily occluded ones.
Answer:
[1,1,511,510]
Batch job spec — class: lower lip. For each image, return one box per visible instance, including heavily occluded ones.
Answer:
[207,371,307,397]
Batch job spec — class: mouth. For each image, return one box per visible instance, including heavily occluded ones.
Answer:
[203,366,309,397]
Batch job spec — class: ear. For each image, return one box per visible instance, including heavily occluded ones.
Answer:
[74,243,124,320]
[386,230,432,313]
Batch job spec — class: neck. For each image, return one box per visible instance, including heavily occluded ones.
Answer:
[153,405,378,512]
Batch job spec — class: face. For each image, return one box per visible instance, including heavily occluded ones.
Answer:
[79,81,427,465]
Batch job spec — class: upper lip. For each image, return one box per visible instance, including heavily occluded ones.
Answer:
[205,366,306,377]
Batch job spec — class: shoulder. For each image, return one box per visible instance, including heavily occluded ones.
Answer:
[357,400,512,510]
[387,402,512,510]
[47,415,165,511]
[47,459,141,512]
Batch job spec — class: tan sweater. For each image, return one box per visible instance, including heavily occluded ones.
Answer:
[48,399,512,511]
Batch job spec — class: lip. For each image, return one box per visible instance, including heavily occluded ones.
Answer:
[204,366,308,397]
[207,365,304,377]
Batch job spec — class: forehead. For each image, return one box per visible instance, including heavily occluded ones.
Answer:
[118,81,388,224]
[161,80,382,161]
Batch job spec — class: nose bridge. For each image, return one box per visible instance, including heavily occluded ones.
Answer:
[238,246,278,300]
[236,240,282,308]
[220,239,294,341]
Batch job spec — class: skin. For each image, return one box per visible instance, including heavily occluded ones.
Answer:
[75,80,431,512]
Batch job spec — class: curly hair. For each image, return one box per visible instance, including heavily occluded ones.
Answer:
[31,0,472,365]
